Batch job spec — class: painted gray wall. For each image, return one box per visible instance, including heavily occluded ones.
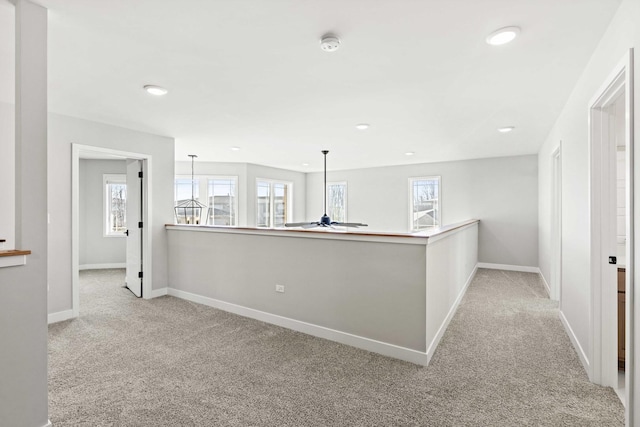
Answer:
[48,113,175,315]
[79,159,126,266]
[538,0,640,403]
[0,1,49,425]
[167,229,427,351]
[306,155,538,267]
[175,161,306,227]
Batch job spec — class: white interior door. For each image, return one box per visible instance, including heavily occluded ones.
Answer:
[125,159,143,297]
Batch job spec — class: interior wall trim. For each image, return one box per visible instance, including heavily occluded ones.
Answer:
[166,288,430,366]
[539,272,552,298]
[78,263,126,271]
[559,310,590,373]
[47,309,74,325]
[426,265,478,364]
[150,287,168,298]
[477,262,540,273]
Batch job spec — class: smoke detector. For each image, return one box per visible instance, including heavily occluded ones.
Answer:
[320,34,341,52]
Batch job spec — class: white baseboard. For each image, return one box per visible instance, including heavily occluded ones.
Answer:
[477,262,540,273]
[79,263,125,271]
[150,287,168,298]
[48,309,74,324]
[43,420,52,427]
[559,310,590,373]
[539,272,551,297]
[167,288,429,366]
[425,265,478,364]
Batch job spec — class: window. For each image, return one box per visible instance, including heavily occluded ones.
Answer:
[174,176,238,226]
[410,177,440,231]
[104,174,127,236]
[174,178,199,203]
[256,180,291,228]
[326,182,347,222]
[207,178,237,226]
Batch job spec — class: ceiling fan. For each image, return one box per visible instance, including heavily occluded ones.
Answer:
[285,150,368,229]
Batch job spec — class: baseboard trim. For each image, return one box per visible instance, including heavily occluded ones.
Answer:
[559,310,590,373]
[539,272,551,297]
[48,309,74,324]
[167,288,429,366]
[425,264,478,364]
[150,287,168,298]
[43,420,52,427]
[477,262,540,273]
[79,263,125,271]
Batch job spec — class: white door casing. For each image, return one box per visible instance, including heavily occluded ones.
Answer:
[72,144,154,318]
[588,49,634,424]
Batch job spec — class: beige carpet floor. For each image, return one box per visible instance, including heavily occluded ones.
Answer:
[48,268,624,426]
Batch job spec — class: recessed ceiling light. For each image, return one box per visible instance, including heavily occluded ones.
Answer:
[355,123,370,130]
[405,151,415,156]
[486,26,520,46]
[497,126,515,133]
[302,163,310,166]
[230,146,241,151]
[143,85,168,96]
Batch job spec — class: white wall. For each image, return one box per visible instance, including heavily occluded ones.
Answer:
[79,159,126,267]
[0,102,14,249]
[0,1,48,425]
[306,155,538,267]
[175,161,306,227]
[537,0,639,411]
[48,113,174,315]
[0,4,14,250]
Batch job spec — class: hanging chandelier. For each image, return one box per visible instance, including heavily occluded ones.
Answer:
[174,154,209,225]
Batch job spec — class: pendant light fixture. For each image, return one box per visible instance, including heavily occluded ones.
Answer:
[174,154,209,225]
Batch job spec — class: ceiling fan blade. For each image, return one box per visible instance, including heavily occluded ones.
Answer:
[302,223,321,229]
[331,222,368,228]
[285,222,316,227]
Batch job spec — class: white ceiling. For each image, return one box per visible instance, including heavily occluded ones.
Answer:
[5,0,623,171]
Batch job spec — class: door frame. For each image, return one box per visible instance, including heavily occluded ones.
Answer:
[550,143,562,302]
[71,144,153,317]
[588,49,634,421]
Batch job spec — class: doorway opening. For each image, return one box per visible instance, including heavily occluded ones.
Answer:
[72,144,153,316]
[588,49,634,421]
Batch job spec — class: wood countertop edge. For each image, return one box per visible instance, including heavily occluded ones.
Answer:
[0,249,32,257]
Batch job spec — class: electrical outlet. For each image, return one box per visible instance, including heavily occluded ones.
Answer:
[275,284,285,293]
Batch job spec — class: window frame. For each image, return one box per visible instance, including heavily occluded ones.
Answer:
[206,176,239,226]
[255,178,293,228]
[174,174,239,226]
[408,176,441,232]
[103,174,127,237]
[326,181,348,223]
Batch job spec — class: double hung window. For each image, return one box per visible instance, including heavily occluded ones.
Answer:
[409,177,441,231]
[326,182,347,222]
[174,176,238,226]
[104,174,127,236]
[257,180,292,228]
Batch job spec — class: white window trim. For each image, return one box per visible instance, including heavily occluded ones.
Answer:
[103,173,127,238]
[175,175,239,226]
[255,178,293,228]
[326,181,348,222]
[408,176,441,232]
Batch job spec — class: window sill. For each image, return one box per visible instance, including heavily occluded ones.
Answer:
[0,249,32,268]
